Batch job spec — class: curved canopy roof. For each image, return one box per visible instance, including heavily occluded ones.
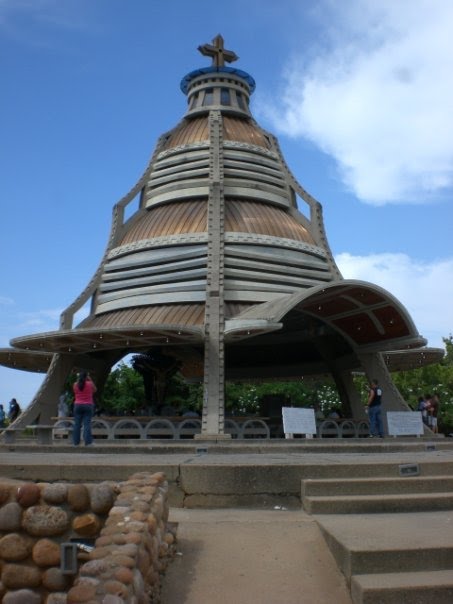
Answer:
[231,279,426,351]
[1,278,442,378]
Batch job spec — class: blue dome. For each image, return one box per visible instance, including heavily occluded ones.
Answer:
[180,66,256,95]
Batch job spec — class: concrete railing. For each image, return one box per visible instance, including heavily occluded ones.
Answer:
[2,416,371,444]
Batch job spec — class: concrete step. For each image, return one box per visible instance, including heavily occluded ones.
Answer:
[301,475,453,497]
[303,492,453,514]
[351,570,453,604]
[297,459,453,480]
[316,512,453,579]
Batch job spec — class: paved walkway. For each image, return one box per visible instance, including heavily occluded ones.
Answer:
[161,508,352,604]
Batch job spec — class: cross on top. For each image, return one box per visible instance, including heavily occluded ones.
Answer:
[198,34,239,68]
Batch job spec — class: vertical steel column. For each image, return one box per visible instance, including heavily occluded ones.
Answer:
[200,110,227,436]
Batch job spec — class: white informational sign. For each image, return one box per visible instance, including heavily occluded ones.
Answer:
[387,411,424,437]
[282,407,317,438]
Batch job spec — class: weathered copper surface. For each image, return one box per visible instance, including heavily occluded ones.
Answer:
[225,201,314,241]
[120,201,207,242]
[163,118,209,148]
[120,200,314,244]
[163,116,270,149]
[87,305,205,328]
[223,117,270,147]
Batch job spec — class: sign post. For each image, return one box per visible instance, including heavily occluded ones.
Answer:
[282,407,317,439]
[387,411,424,437]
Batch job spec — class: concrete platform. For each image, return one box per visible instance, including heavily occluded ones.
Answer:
[1,439,453,603]
[1,438,452,508]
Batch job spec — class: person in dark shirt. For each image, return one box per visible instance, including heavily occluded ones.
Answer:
[8,398,21,422]
[367,379,383,437]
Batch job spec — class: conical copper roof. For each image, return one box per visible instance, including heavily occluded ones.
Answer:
[1,36,442,379]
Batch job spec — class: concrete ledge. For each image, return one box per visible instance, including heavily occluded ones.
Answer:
[304,492,453,514]
[351,570,453,604]
[302,476,453,497]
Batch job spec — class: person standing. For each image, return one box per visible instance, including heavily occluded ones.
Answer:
[0,404,5,428]
[367,379,384,437]
[430,393,440,434]
[417,395,430,425]
[72,371,96,446]
[8,398,21,422]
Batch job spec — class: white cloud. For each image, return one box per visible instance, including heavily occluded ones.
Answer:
[264,0,453,204]
[336,251,453,348]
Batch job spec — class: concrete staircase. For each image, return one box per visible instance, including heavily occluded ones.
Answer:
[301,465,453,603]
[302,475,453,514]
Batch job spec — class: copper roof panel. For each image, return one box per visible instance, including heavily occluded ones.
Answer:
[163,116,270,149]
[84,303,258,330]
[87,304,205,328]
[121,201,207,244]
[223,116,270,148]
[225,201,314,242]
[163,117,209,148]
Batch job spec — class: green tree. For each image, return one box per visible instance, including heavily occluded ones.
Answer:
[391,335,453,433]
[102,362,145,414]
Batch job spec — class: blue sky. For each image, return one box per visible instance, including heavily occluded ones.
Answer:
[1,0,452,407]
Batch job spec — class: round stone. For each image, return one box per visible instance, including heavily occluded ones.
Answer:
[102,596,125,604]
[66,581,97,603]
[2,588,41,604]
[79,558,109,577]
[112,543,138,558]
[22,505,69,537]
[90,483,116,514]
[110,554,135,568]
[46,593,69,604]
[41,567,70,591]
[16,483,41,508]
[0,533,34,561]
[89,545,114,560]
[104,579,129,598]
[0,484,13,505]
[0,503,22,532]
[41,483,68,505]
[95,535,113,547]
[1,564,42,589]
[67,484,90,512]
[32,538,61,566]
[114,566,133,584]
[72,513,102,537]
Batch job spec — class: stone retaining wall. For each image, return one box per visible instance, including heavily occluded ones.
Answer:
[0,472,176,603]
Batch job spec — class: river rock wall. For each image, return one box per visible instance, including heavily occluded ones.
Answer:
[0,471,175,603]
